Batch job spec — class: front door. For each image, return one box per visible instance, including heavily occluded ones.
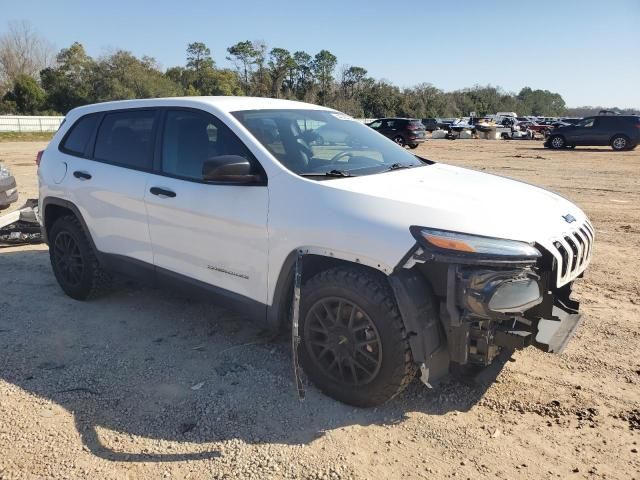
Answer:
[144,108,269,305]
[568,117,599,145]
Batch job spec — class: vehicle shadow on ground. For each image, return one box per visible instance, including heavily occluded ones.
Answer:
[0,249,509,463]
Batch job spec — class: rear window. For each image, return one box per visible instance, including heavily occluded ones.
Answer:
[60,114,99,156]
[94,110,156,170]
[408,120,424,128]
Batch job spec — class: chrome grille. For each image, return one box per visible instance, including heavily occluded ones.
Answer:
[547,220,594,287]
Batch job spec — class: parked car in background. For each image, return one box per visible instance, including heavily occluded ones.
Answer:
[518,121,551,136]
[421,118,439,132]
[545,115,640,150]
[437,118,455,129]
[367,118,426,148]
[0,163,18,210]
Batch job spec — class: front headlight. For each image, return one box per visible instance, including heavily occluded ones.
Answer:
[410,226,541,258]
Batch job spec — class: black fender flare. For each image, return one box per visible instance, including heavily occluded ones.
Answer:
[388,268,449,381]
[40,197,96,251]
[268,249,448,380]
[266,250,299,330]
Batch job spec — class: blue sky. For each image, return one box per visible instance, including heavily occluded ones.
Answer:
[3,0,639,108]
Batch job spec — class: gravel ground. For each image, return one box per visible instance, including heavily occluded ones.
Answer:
[0,139,639,479]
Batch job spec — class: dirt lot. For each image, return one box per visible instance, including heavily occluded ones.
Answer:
[1,139,639,480]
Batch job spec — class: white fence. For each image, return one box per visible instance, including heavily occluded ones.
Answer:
[0,115,64,133]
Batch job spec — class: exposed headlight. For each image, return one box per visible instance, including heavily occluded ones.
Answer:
[411,227,541,258]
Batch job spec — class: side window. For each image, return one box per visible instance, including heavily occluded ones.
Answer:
[576,117,595,128]
[94,110,156,170]
[162,109,254,181]
[386,120,396,128]
[60,114,99,157]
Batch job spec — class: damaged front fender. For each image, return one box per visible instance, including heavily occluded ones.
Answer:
[387,268,449,386]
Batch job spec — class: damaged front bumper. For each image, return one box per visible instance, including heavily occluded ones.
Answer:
[534,307,583,354]
[391,242,587,385]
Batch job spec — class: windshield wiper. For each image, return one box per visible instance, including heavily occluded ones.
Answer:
[300,169,355,178]
[386,163,414,171]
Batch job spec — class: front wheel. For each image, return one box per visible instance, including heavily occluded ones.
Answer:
[300,268,416,407]
[549,135,566,149]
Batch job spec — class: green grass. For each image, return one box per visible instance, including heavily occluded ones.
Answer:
[0,131,55,142]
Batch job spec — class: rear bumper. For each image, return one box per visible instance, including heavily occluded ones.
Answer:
[407,136,427,144]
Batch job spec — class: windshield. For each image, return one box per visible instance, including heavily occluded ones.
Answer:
[232,109,429,178]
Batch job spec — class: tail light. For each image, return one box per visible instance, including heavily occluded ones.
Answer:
[36,150,44,167]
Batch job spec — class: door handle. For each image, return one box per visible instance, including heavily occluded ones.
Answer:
[150,187,176,198]
[73,171,92,180]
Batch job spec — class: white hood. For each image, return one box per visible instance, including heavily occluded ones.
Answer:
[325,163,588,245]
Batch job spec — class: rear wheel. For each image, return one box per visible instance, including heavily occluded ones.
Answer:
[409,143,419,149]
[611,135,630,151]
[300,267,416,407]
[48,215,111,300]
[392,135,405,147]
[549,135,566,149]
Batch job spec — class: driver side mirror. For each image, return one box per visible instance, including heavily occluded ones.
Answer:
[202,155,263,183]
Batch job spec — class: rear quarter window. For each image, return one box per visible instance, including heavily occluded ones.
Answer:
[60,114,99,157]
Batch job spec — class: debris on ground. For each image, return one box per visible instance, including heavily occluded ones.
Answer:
[0,199,42,246]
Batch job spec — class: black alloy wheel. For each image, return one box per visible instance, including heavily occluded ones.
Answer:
[304,297,383,386]
[52,231,84,287]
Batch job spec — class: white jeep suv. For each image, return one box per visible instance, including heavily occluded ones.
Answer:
[38,97,594,407]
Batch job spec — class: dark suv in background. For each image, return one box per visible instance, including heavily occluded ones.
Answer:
[546,115,640,151]
[421,118,439,132]
[367,118,426,148]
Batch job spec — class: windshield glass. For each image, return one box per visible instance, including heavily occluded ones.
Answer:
[232,109,429,178]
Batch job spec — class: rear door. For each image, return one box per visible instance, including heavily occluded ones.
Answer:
[376,119,393,138]
[60,109,157,264]
[144,108,269,304]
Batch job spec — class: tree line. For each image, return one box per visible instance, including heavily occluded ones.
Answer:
[0,21,613,119]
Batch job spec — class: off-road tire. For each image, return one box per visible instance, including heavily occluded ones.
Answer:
[549,135,566,149]
[299,267,416,407]
[611,134,630,151]
[48,215,111,300]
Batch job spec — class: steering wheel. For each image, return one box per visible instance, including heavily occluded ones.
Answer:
[328,149,356,164]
